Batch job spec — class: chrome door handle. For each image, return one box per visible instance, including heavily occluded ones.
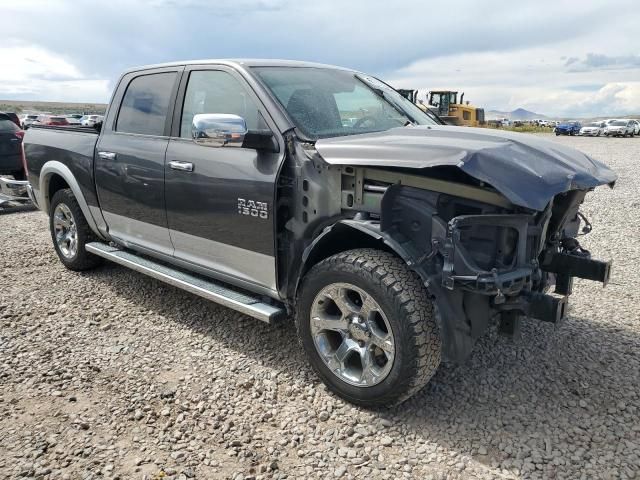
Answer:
[98,151,116,161]
[169,161,194,172]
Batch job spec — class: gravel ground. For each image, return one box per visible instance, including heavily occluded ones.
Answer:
[1,134,639,480]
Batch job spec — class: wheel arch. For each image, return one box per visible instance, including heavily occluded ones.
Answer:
[39,161,106,240]
[295,220,417,297]
[295,218,486,365]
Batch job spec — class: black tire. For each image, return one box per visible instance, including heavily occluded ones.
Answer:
[12,170,26,181]
[555,132,560,136]
[296,249,441,407]
[49,188,102,271]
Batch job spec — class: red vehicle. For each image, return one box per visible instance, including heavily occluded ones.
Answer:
[37,115,70,126]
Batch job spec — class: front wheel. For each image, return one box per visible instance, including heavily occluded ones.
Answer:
[49,188,102,271]
[296,249,441,407]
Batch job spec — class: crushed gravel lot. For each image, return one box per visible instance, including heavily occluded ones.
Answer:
[1,134,639,479]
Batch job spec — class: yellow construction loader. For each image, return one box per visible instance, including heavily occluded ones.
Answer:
[397,89,485,127]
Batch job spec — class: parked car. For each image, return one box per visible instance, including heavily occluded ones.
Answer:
[36,116,70,126]
[65,116,82,125]
[630,119,640,135]
[538,120,550,127]
[0,112,21,128]
[0,112,25,179]
[604,120,635,137]
[580,121,606,136]
[555,121,582,136]
[81,115,104,127]
[20,114,41,129]
[23,59,616,407]
[0,112,30,205]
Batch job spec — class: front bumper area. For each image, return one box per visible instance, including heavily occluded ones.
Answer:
[441,213,537,295]
[0,176,30,204]
[439,213,611,323]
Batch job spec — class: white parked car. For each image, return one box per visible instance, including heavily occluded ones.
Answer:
[20,114,40,129]
[579,121,606,136]
[65,115,82,125]
[538,120,550,127]
[604,120,635,137]
[630,119,640,135]
[81,115,104,127]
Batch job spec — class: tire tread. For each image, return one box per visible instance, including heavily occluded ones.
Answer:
[296,248,441,407]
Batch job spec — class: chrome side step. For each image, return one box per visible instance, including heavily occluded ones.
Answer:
[85,242,284,323]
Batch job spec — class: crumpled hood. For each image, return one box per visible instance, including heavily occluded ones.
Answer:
[314,125,617,211]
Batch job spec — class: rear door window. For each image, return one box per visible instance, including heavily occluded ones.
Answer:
[0,118,19,132]
[116,72,177,136]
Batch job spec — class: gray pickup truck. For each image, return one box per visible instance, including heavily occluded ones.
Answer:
[24,60,616,407]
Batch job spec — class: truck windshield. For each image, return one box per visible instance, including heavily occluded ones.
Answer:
[252,67,438,139]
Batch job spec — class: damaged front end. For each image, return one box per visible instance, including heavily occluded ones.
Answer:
[337,167,613,363]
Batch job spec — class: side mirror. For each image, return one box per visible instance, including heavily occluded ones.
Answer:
[192,114,247,148]
[192,113,278,152]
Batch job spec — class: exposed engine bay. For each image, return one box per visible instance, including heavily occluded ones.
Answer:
[277,127,616,363]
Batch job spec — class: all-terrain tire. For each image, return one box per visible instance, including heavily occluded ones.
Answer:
[296,249,441,407]
[49,188,102,271]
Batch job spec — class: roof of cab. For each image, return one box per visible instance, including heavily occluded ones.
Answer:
[121,59,352,75]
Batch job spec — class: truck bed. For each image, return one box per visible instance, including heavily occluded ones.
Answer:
[24,124,101,215]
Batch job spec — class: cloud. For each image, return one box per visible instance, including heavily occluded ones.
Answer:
[0,42,110,101]
[388,39,640,117]
[567,53,640,72]
[0,0,639,115]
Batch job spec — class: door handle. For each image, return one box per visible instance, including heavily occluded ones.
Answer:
[98,151,117,161]
[168,161,194,172]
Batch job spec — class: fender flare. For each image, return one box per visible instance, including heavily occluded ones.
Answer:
[39,161,107,240]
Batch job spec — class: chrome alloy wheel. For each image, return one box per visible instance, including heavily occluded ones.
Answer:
[310,283,395,386]
[53,203,78,259]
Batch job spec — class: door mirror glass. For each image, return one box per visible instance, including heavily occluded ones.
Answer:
[192,113,247,147]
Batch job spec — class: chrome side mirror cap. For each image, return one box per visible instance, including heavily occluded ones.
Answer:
[192,114,247,147]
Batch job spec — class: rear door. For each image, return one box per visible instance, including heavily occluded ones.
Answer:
[95,67,182,256]
[164,65,284,294]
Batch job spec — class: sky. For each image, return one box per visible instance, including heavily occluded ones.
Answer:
[1,0,639,117]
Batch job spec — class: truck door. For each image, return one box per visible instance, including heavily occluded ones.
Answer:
[95,67,182,256]
[164,66,283,295]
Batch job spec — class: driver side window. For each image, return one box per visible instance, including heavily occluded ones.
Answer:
[180,70,261,138]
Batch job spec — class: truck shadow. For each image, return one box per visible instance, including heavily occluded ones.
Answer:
[98,263,638,474]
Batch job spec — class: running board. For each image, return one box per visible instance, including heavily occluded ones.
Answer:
[85,242,284,323]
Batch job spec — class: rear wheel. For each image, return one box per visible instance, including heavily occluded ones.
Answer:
[296,249,441,407]
[49,188,102,271]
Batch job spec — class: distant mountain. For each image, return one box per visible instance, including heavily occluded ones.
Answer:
[486,108,548,121]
